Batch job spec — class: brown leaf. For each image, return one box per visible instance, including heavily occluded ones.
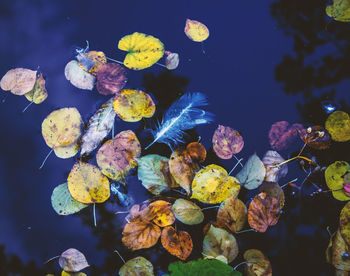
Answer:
[299,125,331,150]
[169,147,199,194]
[161,226,193,260]
[328,229,350,271]
[259,182,285,209]
[186,142,206,163]
[96,63,127,95]
[248,193,281,233]
[122,218,161,251]
[243,249,272,276]
[216,195,247,233]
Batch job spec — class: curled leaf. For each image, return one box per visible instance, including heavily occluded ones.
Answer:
[172,199,204,225]
[64,60,95,90]
[119,256,154,276]
[67,162,110,204]
[191,164,240,204]
[59,248,89,273]
[202,225,239,263]
[96,63,127,95]
[169,147,199,194]
[161,226,193,261]
[96,130,141,181]
[165,52,180,70]
[243,249,272,276]
[216,195,247,233]
[212,125,244,159]
[184,19,210,42]
[248,193,281,233]
[325,111,350,142]
[77,50,106,75]
[236,154,266,190]
[262,150,288,183]
[137,154,179,195]
[80,97,116,156]
[24,73,48,104]
[113,89,156,122]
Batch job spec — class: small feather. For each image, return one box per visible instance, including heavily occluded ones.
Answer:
[80,97,116,155]
[145,92,214,150]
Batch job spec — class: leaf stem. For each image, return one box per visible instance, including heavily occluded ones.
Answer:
[106,56,124,65]
[236,228,256,234]
[93,203,97,227]
[22,100,34,113]
[201,205,219,210]
[233,261,248,270]
[44,255,60,264]
[114,249,126,264]
[39,149,53,170]
[228,158,243,175]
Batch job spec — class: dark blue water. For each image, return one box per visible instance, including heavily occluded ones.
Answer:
[1,0,350,275]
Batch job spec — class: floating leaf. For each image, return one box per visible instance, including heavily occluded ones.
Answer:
[325,161,350,201]
[122,218,161,250]
[167,259,242,276]
[96,130,141,181]
[325,111,350,142]
[202,225,239,263]
[77,50,106,75]
[262,150,288,183]
[119,256,154,276]
[148,200,176,227]
[299,125,331,150]
[96,63,127,95]
[161,226,193,261]
[236,154,266,190]
[191,164,240,204]
[59,248,89,273]
[165,52,180,70]
[80,97,116,156]
[24,73,48,104]
[118,32,164,70]
[327,229,350,271]
[62,271,87,276]
[67,162,110,204]
[340,202,350,247]
[259,182,285,209]
[169,147,199,194]
[216,195,247,233]
[326,0,350,22]
[51,183,88,215]
[113,89,155,122]
[41,107,82,158]
[172,199,204,225]
[184,19,210,42]
[64,60,95,90]
[0,68,37,95]
[212,125,244,159]
[243,249,272,276]
[268,121,303,150]
[137,154,179,195]
[186,142,207,163]
[248,193,281,233]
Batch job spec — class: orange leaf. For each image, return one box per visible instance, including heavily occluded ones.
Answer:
[148,200,176,227]
[248,193,281,233]
[161,226,193,260]
[122,218,161,251]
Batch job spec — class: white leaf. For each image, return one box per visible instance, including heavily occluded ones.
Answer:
[236,153,266,190]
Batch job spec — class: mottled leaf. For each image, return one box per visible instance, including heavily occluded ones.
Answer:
[0,68,37,95]
[325,161,350,201]
[262,150,288,183]
[212,125,244,159]
[59,248,89,273]
[96,63,127,95]
[172,199,204,225]
[243,249,272,276]
[268,121,303,150]
[148,200,175,227]
[184,19,210,42]
[64,60,95,90]
[325,111,350,142]
[119,256,154,276]
[24,73,48,104]
[77,50,106,75]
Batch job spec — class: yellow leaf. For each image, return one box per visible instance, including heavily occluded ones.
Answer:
[326,0,350,22]
[118,32,164,70]
[54,141,79,159]
[191,164,240,204]
[113,89,155,122]
[325,161,350,201]
[62,271,87,276]
[41,108,83,154]
[325,111,350,142]
[24,73,48,104]
[67,162,110,204]
[184,19,210,42]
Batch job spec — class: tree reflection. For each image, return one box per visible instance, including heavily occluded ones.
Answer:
[271,0,350,97]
